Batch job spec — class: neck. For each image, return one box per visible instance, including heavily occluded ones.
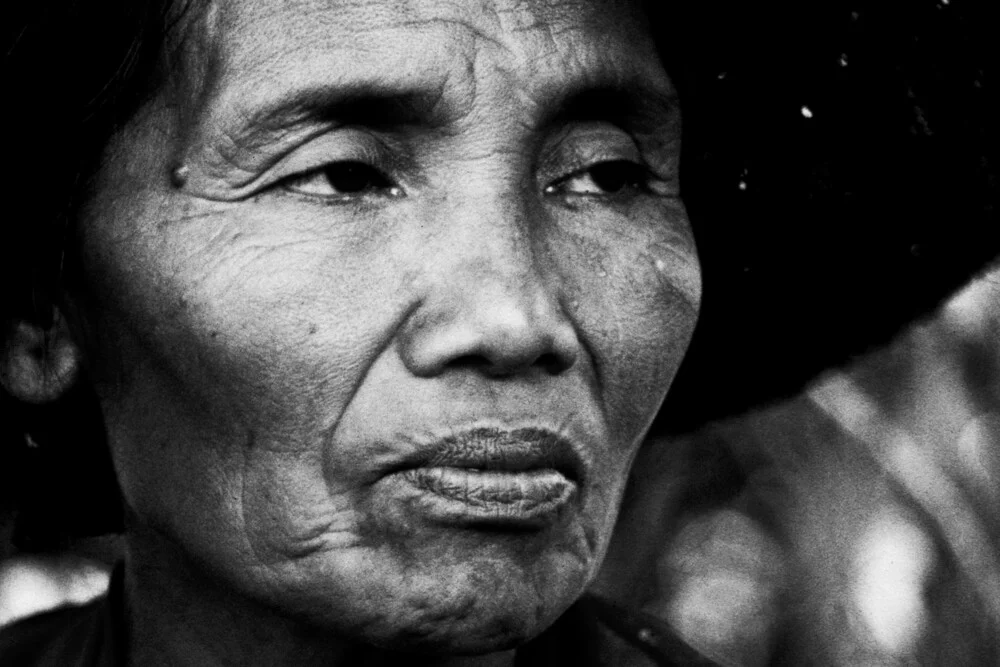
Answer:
[122,532,517,667]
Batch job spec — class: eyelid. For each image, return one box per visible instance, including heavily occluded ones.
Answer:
[183,129,404,202]
[539,124,644,179]
[539,122,676,195]
[260,130,402,193]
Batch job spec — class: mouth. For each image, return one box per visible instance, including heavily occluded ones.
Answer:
[391,426,586,528]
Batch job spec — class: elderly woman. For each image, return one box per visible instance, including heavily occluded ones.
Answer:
[0,0,709,664]
[1,0,997,665]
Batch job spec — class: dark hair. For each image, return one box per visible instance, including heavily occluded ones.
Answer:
[2,0,185,546]
[2,0,998,546]
[1,1,183,322]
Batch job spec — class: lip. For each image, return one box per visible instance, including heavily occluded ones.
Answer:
[388,426,586,528]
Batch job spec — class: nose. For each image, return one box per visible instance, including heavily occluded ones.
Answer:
[398,202,580,379]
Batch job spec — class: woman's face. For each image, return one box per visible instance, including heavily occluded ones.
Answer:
[78,0,699,653]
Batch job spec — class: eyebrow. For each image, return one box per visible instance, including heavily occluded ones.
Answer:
[547,81,681,136]
[221,82,447,150]
[218,74,680,156]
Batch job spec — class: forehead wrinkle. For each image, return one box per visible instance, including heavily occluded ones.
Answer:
[176,0,667,169]
[179,46,458,169]
[484,0,667,120]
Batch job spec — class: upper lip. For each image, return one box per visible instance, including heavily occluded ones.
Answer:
[406,426,587,485]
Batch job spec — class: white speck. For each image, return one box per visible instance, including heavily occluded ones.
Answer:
[851,10,859,20]
[800,105,814,119]
[941,0,949,5]
[738,181,747,191]
[654,259,667,273]
[717,71,727,80]
[637,628,654,643]
[596,268,607,278]
[839,53,848,67]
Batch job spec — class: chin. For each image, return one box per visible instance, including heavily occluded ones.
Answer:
[368,596,553,656]
[356,555,589,656]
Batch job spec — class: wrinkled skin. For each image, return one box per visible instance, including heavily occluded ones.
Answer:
[73,0,700,661]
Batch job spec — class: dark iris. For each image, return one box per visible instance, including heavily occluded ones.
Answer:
[589,160,648,193]
[322,161,392,194]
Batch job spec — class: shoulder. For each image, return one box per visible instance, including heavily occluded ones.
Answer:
[0,598,106,667]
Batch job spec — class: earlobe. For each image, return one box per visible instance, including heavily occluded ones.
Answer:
[1,313,82,404]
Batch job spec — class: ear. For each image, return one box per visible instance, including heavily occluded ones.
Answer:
[1,312,82,404]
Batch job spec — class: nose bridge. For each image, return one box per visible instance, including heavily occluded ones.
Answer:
[447,183,562,318]
[399,187,579,377]
[459,189,540,290]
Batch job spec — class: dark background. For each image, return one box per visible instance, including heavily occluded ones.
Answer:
[652,0,999,432]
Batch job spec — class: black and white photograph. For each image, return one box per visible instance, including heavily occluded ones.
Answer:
[1,1,997,665]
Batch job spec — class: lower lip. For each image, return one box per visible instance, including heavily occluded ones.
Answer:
[396,467,577,527]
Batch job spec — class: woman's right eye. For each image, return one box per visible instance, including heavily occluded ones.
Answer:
[281,161,401,200]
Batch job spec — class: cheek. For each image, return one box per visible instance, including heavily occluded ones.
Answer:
[77,202,417,558]
[548,205,700,434]
[83,202,400,423]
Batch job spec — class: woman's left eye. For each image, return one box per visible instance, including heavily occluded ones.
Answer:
[281,161,401,199]
[545,160,661,197]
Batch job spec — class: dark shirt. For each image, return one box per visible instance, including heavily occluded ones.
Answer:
[0,565,721,666]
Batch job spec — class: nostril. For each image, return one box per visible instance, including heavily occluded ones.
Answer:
[438,347,572,377]
[447,354,492,372]
[536,352,569,375]
[443,351,561,377]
